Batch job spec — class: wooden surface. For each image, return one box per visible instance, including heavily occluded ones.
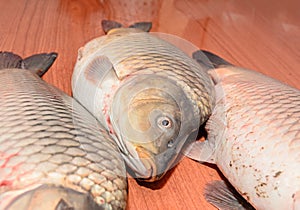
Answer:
[0,0,299,209]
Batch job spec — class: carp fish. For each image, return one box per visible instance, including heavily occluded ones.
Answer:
[72,20,215,181]
[0,52,127,209]
[186,51,300,209]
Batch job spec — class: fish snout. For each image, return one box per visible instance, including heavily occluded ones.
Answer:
[134,143,182,182]
[6,185,100,210]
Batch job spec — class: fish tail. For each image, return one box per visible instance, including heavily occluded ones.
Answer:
[193,50,232,68]
[129,22,152,32]
[101,20,152,34]
[22,52,58,77]
[101,20,123,34]
[0,51,23,69]
[0,51,57,77]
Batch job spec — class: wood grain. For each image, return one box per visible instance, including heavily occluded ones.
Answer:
[0,0,299,209]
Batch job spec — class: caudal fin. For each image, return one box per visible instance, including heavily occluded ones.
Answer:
[129,22,152,32]
[23,53,58,77]
[101,20,152,34]
[0,52,57,77]
[0,52,22,69]
[193,50,232,68]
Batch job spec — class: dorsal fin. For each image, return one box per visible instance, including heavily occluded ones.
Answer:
[193,50,232,68]
[183,140,216,164]
[0,52,57,77]
[101,20,123,34]
[129,22,152,32]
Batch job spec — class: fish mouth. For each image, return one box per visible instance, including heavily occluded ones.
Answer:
[134,146,158,181]
[133,146,171,182]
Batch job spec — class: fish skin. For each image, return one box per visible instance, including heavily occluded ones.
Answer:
[72,21,215,181]
[188,50,300,209]
[0,52,127,209]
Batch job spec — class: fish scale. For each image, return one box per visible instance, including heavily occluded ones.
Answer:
[0,67,127,209]
[183,50,300,209]
[208,67,299,209]
[72,22,216,181]
[78,31,215,123]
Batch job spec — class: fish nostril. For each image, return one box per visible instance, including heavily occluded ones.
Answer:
[167,139,174,148]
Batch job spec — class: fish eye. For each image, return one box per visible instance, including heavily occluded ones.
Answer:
[157,116,172,129]
[162,119,170,127]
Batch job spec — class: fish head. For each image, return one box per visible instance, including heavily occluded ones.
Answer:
[110,75,200,181]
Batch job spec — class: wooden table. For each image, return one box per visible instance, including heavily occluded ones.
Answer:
[0,0,299,209]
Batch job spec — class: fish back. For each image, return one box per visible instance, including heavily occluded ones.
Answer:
[75,30,215,124]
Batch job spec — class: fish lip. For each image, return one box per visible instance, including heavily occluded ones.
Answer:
[134,146,156,180]
[134,146,173,182]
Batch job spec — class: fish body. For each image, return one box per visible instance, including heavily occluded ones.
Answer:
[188,51,300,209]
[0,52,127,209]
[72,20,215,181]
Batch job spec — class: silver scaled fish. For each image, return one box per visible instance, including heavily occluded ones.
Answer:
[0,52,127,210]
[72,20,215,181]
[186,51,300,210]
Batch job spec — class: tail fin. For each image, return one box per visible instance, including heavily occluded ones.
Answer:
[0,52,22,69]
[0,52,57,77]
[129,22,152,32]
[193,50,232,68]
[23,53,58,77]
[101,20,123,34]
[101,20,152,34]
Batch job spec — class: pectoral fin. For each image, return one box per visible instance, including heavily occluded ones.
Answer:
[205,180,255,210]
[83,55,119,86]
[183,140,216,164]
[184,85,226,164]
